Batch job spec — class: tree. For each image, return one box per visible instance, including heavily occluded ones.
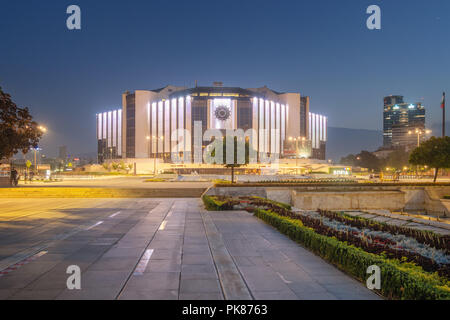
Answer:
[340,151,381,172]
[111,162,119,171]
[409,136,450,182]
[384,147,410,171]
[0,87,43,160]
[211,136,252,183]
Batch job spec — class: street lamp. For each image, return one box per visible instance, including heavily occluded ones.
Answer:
[408,128,431,147]
[33,126,47,174]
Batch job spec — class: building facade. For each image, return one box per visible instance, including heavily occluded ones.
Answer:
[97,85,327,162]
[96,109,122,163]
[383,95,425,147]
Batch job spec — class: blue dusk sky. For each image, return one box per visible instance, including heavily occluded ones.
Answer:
[0,0,449,156]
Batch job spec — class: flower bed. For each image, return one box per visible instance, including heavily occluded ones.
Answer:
[317,210,449,253]
[254,209,450,300]
[202,195,450,299]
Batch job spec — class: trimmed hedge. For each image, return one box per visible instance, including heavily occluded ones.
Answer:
[248,196,292,210]
[254,208,450,300]
[202,195,236,211]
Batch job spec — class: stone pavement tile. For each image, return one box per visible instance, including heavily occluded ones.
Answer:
[182,244,211,254]
[299,264,346,277]
[372,216,392,223]
[237,266,290,292]
[286,281,329,295]
[258,249,290,263]
[267,261,312,281]
[323,283,380,300]
[119,289,178,300]
[252,290,298,300]
[57,287,120,300]
[46,241,87,254]
[359,214,377,219]
[150,240,183,250]
[315,275,360,286]
[88,257,138,272]
[182,254,214,265]
[179,293,224,300]
[0,289,18,299]
[36,253,67,263]
[101,247,144,258]
[180,279,222,294]
[385,219,409,226]
[8,289,63,300]
[80,270,130,288]
[124,272,180,291]
[24,271,69,290]
[181,264,217,275]
[294,291,338,300]
[0,273,40,289]
[6,260,59,277]
[151,248,182,260]
[145,259,181,273]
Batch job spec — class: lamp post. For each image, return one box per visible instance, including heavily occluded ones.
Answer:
[408,128,432,147]
[34,126,47,174]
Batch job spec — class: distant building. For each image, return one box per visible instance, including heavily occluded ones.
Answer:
[383,95,425,147]
[309,112,327,160]
[58,146,67,160]
[300,96,310,138]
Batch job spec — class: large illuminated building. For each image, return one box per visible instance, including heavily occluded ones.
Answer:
[96,84,327,163]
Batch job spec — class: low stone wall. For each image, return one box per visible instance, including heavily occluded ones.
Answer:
[291,190,404,211]
[206,184,450,215]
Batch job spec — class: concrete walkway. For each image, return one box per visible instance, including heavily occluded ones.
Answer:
[0,198,379,300]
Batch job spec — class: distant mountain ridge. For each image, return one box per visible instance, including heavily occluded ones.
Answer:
[326,127,382,162]
[326,121,449,162]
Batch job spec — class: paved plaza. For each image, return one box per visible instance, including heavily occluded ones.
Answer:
[0,198,379,300]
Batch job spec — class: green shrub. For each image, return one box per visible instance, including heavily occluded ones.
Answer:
[254,208,450,300]
[202,195,237,211]
[249,196,292,210]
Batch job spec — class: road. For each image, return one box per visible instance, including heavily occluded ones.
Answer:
[0,198,379,300]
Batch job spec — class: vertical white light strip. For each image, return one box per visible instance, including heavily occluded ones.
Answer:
[276,103,280,154]
[252,97,258,153]
[164,100,170,153]
[113,110,117,148]
[171,99,177,154]
[308,113,312,143]
[316,114,320,148]
[259,99,264,153]
[107,111,112,148]
[324,117,327,141]
[270,101,275,154]
[185,96,192,152]
[178,97,184,153]
[158,101,164,153]
[102,112,107,142]
[151,102,157,155]
[281,104,285,154]
[118,110,122,156]
[265,100,270,153]
[319,115,323,141]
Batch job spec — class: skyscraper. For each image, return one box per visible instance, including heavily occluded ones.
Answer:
[383,95,425,147]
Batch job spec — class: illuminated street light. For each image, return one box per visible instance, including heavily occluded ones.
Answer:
[33,126,47,175]
[408,128,431,147]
